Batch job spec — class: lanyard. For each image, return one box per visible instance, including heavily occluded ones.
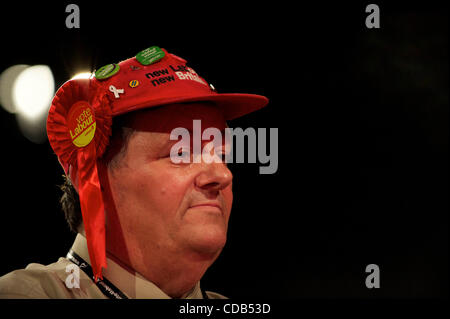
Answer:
[66,250,209,299]
[66,249,128,299]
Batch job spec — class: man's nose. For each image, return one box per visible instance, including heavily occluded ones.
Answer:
[194,161,233,193]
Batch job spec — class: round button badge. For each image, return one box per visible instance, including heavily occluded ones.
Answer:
[129,80,140,88]
[67,101,96,148]
[94,63,120,80]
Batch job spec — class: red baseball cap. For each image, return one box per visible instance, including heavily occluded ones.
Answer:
[46,46,269,281]
[102,47,268,119]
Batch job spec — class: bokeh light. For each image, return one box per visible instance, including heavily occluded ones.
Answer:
[0,64,29,114]
[71,72,92,80]
[0,64,55,143]
[12,65,54,120]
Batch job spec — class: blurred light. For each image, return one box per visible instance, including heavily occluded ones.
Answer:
[12,65,54,120]
[16,110,48,144]
[0,64,29,113]
[71,72,92,80]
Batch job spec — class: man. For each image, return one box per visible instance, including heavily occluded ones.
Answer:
[0,46,268,299]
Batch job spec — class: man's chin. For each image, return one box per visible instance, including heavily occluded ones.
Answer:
[185,226,227,256]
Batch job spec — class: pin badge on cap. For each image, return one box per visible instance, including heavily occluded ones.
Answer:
[136,46,165,65]
[95,63,120,80]
[109,85,124,98]
[129,80,139,88]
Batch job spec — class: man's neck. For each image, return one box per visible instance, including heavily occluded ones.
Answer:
[151,251,219,298]
[111,247,220,298]
[71,233,209,298]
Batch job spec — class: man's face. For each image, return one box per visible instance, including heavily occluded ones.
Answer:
[103,103,233,271]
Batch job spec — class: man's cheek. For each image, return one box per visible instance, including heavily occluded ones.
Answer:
[223,186,233,214]
[155,179,185,208]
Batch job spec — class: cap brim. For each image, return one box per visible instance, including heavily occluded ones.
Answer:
[191,93,269,120]
[113,93,269,120]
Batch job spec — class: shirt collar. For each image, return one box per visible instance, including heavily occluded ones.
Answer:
[70,233,204,299]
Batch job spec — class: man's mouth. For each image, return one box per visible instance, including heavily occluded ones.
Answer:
[189,202,223,214]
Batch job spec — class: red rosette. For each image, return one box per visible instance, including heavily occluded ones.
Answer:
[47,78,112,165]
[47,78,112,281]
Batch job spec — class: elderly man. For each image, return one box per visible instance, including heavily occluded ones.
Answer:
[0,46,268,299]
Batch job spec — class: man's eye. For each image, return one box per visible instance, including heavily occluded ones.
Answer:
[175,148,191,159]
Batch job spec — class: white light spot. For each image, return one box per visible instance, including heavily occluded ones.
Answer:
[12,65,54,120]
[0,64,30,113]
[71,72,92,80]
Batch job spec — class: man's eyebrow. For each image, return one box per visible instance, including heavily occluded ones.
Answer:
[162,138,179,148]
[168,126,227,134]
[163,126,228,145]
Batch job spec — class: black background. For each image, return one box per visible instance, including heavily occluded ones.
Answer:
[0,1,447,299]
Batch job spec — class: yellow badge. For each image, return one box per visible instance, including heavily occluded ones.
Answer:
[129,80,140,88]
[67,101,96,147]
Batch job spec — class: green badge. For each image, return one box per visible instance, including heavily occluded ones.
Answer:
[136,46,165,65]
[95,63,120,80]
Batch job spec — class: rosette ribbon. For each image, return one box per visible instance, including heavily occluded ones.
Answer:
[47,78,112,281]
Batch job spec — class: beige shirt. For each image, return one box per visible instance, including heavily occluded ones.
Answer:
[0,234,227,299]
